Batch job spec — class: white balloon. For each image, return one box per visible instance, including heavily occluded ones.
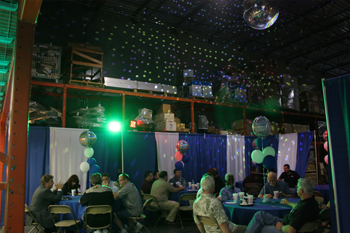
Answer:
[80,161,90,173]
[251,150,265,164]
[263,147,276,157]
[84,147,94,158]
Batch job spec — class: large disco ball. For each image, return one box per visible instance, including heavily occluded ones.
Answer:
[243,0,279,30]
[252,116,271,138]
[79,131,97,147]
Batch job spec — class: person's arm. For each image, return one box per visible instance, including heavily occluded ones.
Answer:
[220,189,228,202]
[172,186,186,193]
[280,182,294,198]
[196,223,206,233]
[275,222,297,233]
[61,183,68,195]
[218,222,231,233]
[280,198,298,208]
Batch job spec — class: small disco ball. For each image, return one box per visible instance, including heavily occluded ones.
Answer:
[79,131,97,147]
[252,116,271,138]
[323,130,328,141]
[243,0,279,30]
[177,140,189,154]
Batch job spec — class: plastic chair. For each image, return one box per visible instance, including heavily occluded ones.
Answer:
[197,215,219,226]
[313,191,323,198]
[244,186,262,197]
[177,193,197,229]
[298,220,322,233]
[24,204,45,233]
[48,205,80,233]
[141,194,163,228]
[127,198,153,233]
[314,196,324,208]
[84,205,113,233]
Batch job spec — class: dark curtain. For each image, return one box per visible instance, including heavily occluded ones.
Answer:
[323,75,350,233]
[295,131,313,177]
[91,129,121,182]
[179,134,206,183]
[245,135,279,177]
[205,134,227,183]
[123,132,156,191]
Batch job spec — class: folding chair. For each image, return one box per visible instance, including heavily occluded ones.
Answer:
[127,198,153,233]
[142,194,163,228]
[314,196,324,209]
[84,205,113,233]
[313,191,323,198]
[177,193,197,229]
[197,215,219,226]
[298,220,322,233]
[48,205,80,233]
[24,204,45,233]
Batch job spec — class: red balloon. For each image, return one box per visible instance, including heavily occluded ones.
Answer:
[175,151,183,161]
[324,155,329,165]
[324,142,328,152]
[323,131,328,141]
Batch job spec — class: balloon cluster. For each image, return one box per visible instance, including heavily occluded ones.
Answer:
[251,116,275,170]
[174,140,190,171]
[323,130,329,165]
[79,131,100,174]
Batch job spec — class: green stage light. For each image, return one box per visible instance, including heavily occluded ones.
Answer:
[108,121,122,132]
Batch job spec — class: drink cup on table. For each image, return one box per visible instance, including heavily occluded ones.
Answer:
[71,189,76,196]
[188,182,192,188]
[232,193,238,203]
[191,184,195,190]
[248,195,254,204]
[273,191,279,199]
[196,183,200,188]
[263,195,269,203]
[239,192,245,200]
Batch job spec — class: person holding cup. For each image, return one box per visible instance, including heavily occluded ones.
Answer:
[62,174,80,195]
[219,173,241,202]
[258,172,293,199]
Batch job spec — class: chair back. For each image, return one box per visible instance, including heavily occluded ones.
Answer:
[197,215,219,226]
[298,220,322,233]
[180,193,197,201]
[48,205,74,215]
[25,204,39,223]
[314,196,324,208]
[313,191,323,197]
[244,186,262,197]
[134,198,153,217]
[85,205,112,230]
[142,194,161,210]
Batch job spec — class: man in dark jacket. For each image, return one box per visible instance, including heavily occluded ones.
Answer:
[27,174,63,233]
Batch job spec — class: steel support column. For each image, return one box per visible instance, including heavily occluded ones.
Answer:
[3,19,34,232]
[191,101,194,133]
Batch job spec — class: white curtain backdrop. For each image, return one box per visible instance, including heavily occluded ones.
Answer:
[50,127,89,192]
[277,133,298,177]
[155,132,179,179]
[227,135,246,183]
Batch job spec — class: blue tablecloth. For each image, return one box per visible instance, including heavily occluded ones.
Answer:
[223,198,300,225]
[235,181,244,191]
[168,187,197,206]
[314,185,330,204]
[58,195,122,221]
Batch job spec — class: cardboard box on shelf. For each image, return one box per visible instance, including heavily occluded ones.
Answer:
[270,122,280,135]
[154,113,175,122]
[158,104,171,114]
[138,108,153,120]
[306,163,316,172]
[284,123,293,133]
[208,126,216,134]
[220,130,229,135]
[155,121,176,132]
[177,123,185,131]
[293,124,310,133]
[174,117,181,124]
[232,119,253,130]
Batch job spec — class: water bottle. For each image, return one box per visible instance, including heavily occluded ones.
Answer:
[192,179,195,185]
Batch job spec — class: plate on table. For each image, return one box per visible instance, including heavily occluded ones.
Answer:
[61,197,72,201]
[225,201,238,204]
[239,203,254,206]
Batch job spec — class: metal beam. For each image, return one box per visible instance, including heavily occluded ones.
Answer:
[306,48,350,67]
[0,151,8,165]
[324,60,350,72]
[19,0,43,24]
[3,19,34,233]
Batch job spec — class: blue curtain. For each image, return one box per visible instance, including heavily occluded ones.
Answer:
[91,129,121,182]
[295,131,313,177]
[245,135,279,176]
[205,134,227,182]
[123,132,156,192]
[323,75,350,233]
[26,127,50,205]
[179,134,206,183]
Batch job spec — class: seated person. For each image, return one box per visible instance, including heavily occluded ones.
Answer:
[208,168,225,194]
[219,173,241,202]
[278,164,301,188]
[168,169,187,186]
[113,173,144,233]
[27,174,63,233]
[245,178,320,233]
[197,173,214,199]
[150,171,185,225]
[102,173,119,193]
[153,170,160,183]
[258,172,293,199]
[141,171,153,194]
[62,174,80,195]
[79,173,114,231]
[243,167,264,188]
[193,175,247,233]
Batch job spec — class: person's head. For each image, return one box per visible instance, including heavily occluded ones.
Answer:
[297,178,314,199]
[250,167,258,174]
[201,175,215,193]
[90,173,102,185]
[207,169,216,178]
[154,171,160,180]
[41,174,54,189]
[267,172,277,186]
[66,174,79,188]
[159,171,168,181]
[102,173,111,184]
[144,171,153,182]
[225,173,234,187]
[118,173,130,187]
[283,164,291,173]
[173,169,181,179]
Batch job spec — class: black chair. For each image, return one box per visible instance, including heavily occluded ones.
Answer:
[244,186,262,197]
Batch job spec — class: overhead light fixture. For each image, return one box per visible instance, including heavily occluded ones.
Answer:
[0,61,10,66]
[0,69,8,74]
[0,82,6,86]
[0,97,3,101]
[0,92,4,96]
[0,36,14,44]
[0,1,18,11]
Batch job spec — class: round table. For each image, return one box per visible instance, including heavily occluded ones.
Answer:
[168,187,198,206]
[223,198,300,225]
[314,185,329,204]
